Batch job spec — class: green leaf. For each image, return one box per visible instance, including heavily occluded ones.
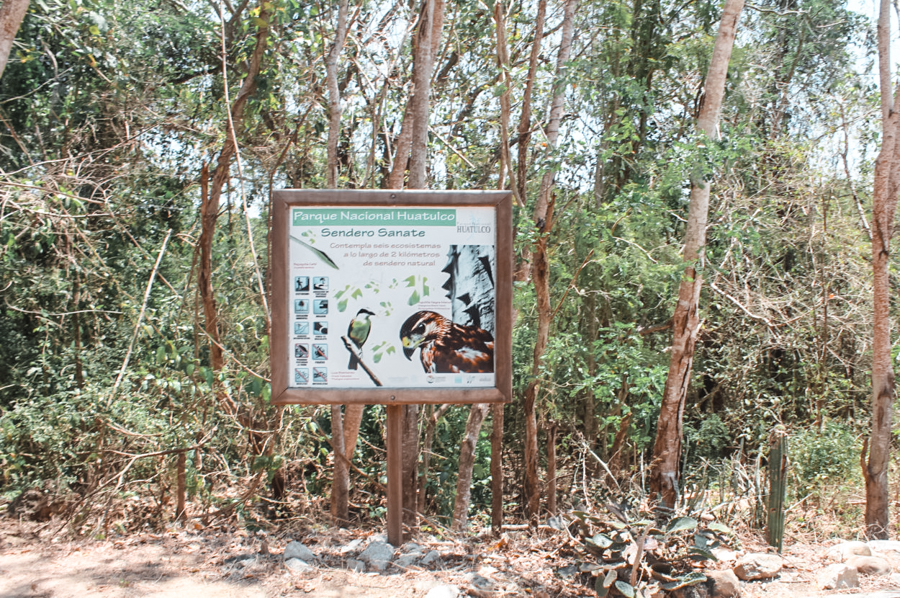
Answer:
[661,572,707,591]
[603,570,617,588]
[614,581,635,597]
[290,235,339,269]
[666,517,697,533]
[708,522,732,535]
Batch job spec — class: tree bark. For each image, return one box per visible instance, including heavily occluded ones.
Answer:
[452,403,490,531]
[515,0,547,203]
[546,423,557,515]
[387,0,445,189]
[0,0,29,81]
[198,0,270,372]
[523,0,577,523]
[865,0,900,540]
[490,403,504,534]
[325,0,351,525]
[325,0,350,188]
[649,0,743,510]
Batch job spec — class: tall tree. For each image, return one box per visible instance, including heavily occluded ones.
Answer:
[863,0,900,540]
[324,0,352,526]
[523,0,577,521]
[0,0,29,81]
[649,0,744,509]
[199,0,271,372]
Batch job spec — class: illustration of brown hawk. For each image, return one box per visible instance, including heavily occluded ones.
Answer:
[399,311,494,374]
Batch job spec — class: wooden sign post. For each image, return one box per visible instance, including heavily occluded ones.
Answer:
[270,190,513,546]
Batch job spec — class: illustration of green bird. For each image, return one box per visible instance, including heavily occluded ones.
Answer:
[347,308,376,369]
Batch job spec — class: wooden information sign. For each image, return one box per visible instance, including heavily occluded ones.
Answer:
[271,190,512,544]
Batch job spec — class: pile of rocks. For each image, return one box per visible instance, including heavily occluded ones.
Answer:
[280,535,444,575]
[816,540,899,590]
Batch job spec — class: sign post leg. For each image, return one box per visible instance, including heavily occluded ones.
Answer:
[386,404,403,546]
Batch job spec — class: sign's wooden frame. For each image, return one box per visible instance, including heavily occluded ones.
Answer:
[270,189,513,406]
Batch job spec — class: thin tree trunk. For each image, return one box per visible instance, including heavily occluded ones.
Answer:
[325,0,349,188]
[325,0,351,524]
[0,0,29,81]
[494,0,521,205]
[490,403,504,534]
[176,451,186,521]
[387,0,445,189]
[452,403,490,531]
[523,0,577,522]
[865,0,900,539]
[649,0,743,510]
[546,423,557,515]
[516,0,547,203]
[198,1,270,372]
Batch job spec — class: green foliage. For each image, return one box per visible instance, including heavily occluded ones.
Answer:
[790,422,860,487]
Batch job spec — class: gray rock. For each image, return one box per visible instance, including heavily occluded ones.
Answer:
[284,541,316,562]
[733,553,782,580]
[369,533,388,544]
[358,541,396,572]
[847,555,892,576]
[706,569,741,598]
[827,540,872,562]
[284,557,311,573]
[557,565,577,579]
[339,538,364,555]
[401,542,424,554]
[420,550,442,567]
[817,563,859,590]
[345,558,365,573]
[425,585,460,598]
[394,553,421,568]
[466,573,494,590]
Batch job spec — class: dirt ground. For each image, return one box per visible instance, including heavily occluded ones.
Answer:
[3,518,900,598]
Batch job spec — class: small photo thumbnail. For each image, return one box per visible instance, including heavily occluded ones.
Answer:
[294,322,309,336]
[294,368,309,385]
[313,321,328,335]
[313,367,328,384]
[312,344,328,361]
[294,343,309,359]
[294,299,309,314]
[313,299,328,315]
[313,276,329,291]
[295,276,310,293]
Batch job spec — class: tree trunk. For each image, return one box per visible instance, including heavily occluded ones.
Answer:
[490,403,504,534]
[387,0,445,189]
[546,423,557,516]
[198,0,270,372]
[865,0,900,539]
[325,0,350,188]
[324,0,351,524]
[649,0,743,510]
[516,0,547,202]
[523,0,577,523]
[0,0,29,81]
[176,451,186,521]
[452,403,490,531]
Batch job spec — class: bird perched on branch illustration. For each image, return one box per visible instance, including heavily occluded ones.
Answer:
[399,311,494,373]
[347,308,375,369]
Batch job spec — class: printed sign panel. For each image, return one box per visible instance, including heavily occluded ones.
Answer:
[270,190,512,405]
[287,205,497,388]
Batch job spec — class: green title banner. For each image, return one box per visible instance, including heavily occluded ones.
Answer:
[293,208,456,227]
